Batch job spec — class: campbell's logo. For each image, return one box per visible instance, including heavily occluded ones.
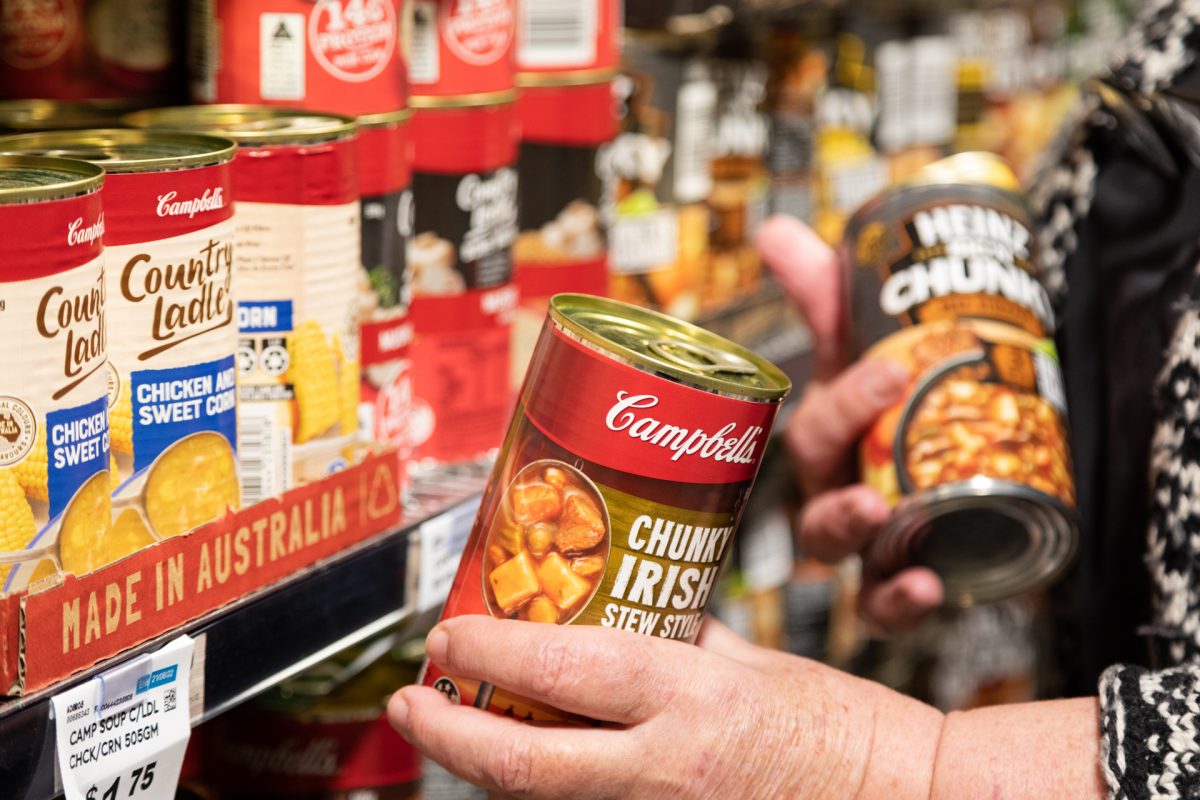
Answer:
[36,271,107,401]
[121,238,234,360]
[67,215,104,247]
[605,392,763,465]
[156,188,225,219]
[219,738,339,778]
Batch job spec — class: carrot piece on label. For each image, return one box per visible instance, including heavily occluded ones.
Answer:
[511,482,563,524]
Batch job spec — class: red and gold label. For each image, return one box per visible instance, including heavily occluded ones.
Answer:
[422,317,782,722]
[409,0,515,100]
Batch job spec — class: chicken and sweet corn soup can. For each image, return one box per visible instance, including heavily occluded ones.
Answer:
[126,106,362,505]
[421,294,790,722]
[0,130,240,561]
[845,152,1078,606]
[0,156,111,591]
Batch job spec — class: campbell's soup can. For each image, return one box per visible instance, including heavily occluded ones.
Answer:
[704,33,770,310]
[608,30,716,322]
[126,106,362,504]
[515,0,620,81]
[421,294,790,722]
[0,129,240,563]
[206,634,422,799]
[407,97,518,467]
[0,156,111,592]
[189,0,408,117]
[512,79,615,388]
[409,0,514,102]
[0,0,183,101]
[356,109,415,461]
[845,152,1078,606]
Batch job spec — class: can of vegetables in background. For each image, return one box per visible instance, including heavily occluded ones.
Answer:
[0,129,240,564]
[189,0,408,117]
[422,293,790,722]
[511,77,615,389]
[406,96,518,468]
[0,155,111,592]
[409,0,515,101]
[356,109,415,461]
[125,105,361,505]
[845,152,1077,606]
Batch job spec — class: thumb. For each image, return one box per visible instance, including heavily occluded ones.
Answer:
[757,214,846,380]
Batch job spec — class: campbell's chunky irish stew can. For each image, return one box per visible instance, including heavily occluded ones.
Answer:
[421,294,790,722]
[0,156,111,591]
[845,152,1077,606]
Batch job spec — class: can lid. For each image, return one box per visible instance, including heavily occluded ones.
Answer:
[549,294,791,401]
[870,479,1079,607]
[0,129,237,173]
[0,154,104,202]
[900,151,1021,193]
[122,105,356,144]
[358,108,413,128]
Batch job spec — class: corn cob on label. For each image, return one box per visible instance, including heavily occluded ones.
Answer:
[0,186,111,591]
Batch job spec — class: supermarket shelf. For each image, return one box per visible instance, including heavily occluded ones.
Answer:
[0,465,489,800]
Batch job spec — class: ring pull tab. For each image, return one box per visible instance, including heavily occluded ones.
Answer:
[647,339,758,375]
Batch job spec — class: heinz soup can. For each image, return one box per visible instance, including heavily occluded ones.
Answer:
[845,152,1077,606]
[421,293,790,722]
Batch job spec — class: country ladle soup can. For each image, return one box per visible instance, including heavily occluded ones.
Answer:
[844,152,1078,606]
[420,293,790,723]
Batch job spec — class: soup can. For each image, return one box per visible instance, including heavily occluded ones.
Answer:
[356,109,415,460]
[125,105,361,504]
[0,129,240,562]
[409,0,515,102]
[607,30,716,321]
[0,155,111,591]
[845,152,1077,606]
[512,78,615,387]
[0,0,182,102]
[407,97,518,467]
[206,634,423,799]
[421,293,790,722]
[189,0,408,117]
[515,0,620,82]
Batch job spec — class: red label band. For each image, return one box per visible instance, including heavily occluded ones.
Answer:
[232,139,359,206]
[517,81,616,146]
[411,103,518,174]
[101,163,234,246]
[515,256,608,304]
[202,0,408,117]
[361,315,413,366]
[0,191,104,279]
[358,122,412,198]
[409,285,517,334]
[411,0,515,98]
[524,324,781,485]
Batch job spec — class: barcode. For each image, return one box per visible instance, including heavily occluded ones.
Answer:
[519,0,596,68]
[410,2,439,84]
[673,74,716,203]
[237,405,290,505]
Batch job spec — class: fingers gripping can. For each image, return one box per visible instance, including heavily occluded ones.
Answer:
[845,152,1078,606]
[0,156,111,591]
[125,106,361,504]
[422,294,790,722]
[0,129,240,564]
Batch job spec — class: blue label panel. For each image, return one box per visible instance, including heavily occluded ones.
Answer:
[237,300,293,334]
[136,665,177,693]
[131,355,238,471]
[46,395,110,519]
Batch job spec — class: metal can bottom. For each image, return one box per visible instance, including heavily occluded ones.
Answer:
[866,478,1078,607]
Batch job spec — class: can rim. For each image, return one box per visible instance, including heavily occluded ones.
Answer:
[122,105,357,144]
[358,108,413,127]
[0,129,237,173]
[873,478,1079,607]
[409,90,520,109]
[0,154,104,202]
[516,68,618,88]
[549,293,791,401]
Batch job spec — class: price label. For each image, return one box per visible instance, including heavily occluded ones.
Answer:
[416,503,476,613]
[52,636,194,800]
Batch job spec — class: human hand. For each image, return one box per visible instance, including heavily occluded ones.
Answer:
[388,615,943,799]
[757,215,942,630]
